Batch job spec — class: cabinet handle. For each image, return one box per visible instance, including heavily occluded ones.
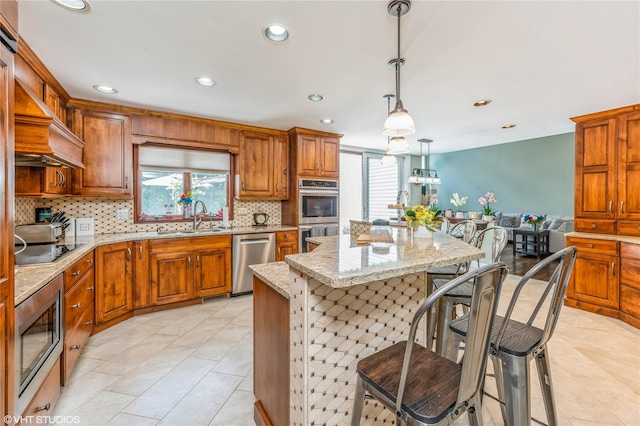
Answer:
[71,271,81,276]
[71,345,81,350]
[196,255,200,268]
[84,320,93,325]
[86,258,93,264]
[87,286,94,291]
[125,176,128,189]
[60,170,66,186]
[609,201,613,214]
[620,201,624,214]
[591,223,597,228]
[36,403,51,412]
[321,162,325,171]
[276,183,279,192]
[127,247,132,261]
[188,256,191,270]
[71,303,81,308]
[242,181,246,191]
[316,162,320,171]
[56,170,64,186]
[139,245,143,259]
[588,244,593,248]
[277,248,281,258]
[611,262,615,277]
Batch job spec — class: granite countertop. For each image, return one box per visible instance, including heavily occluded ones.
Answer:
[286,228,484,288]
[565,231,640,244]
[14,225,297,306]
[249,262,290,298]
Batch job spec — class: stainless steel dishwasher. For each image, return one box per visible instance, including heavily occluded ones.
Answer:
[232,233,275,296]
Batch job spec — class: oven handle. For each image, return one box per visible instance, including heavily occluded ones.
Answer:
[15,234,27,255]
[299,189,339,196]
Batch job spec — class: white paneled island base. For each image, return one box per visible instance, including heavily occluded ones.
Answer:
[250,230,484,425]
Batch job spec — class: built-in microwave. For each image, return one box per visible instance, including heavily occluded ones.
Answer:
[298,179,339,225]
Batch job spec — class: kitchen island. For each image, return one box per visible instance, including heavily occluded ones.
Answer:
[250,229,484,425]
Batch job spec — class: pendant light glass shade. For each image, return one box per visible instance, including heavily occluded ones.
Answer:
[383,109,415,137]
[386,136,409,155]
[380,153,398,166]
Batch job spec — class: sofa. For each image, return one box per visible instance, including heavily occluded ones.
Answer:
[494,212,574,253]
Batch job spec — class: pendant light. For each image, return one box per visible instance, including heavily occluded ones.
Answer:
[381,94,398,165]
[381,94,409,160]
[383,0,415,137]
[408,139,441,184]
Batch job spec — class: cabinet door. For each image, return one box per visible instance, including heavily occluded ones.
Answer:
[133,240,150,308]
[568,251,619,309]
[273,135,289,199]
[239,131,274,197]
[574,118,617,221]
[95,242,133,324]
[149,250,194,305]
[617,111,640,225]
[72,109,132,196]
[0,38,15,418]
[297,135,320,176]
[319,137,339,178]
[195,248,231,297]
[276,231,298,261]
[43,167,70,195]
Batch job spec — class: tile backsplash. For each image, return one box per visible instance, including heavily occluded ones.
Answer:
[15,197,283,234]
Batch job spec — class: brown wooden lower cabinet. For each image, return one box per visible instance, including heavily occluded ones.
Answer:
[19,358,60,423]
[95,242,133,327]
[276,230,298,261]
[253,276,289,426]
[565,236,640,328]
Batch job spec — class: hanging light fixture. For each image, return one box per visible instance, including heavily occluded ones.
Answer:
[408,138,441,184]
[383,0,415,137]
[381,94,409,161]
[381,94,398,165]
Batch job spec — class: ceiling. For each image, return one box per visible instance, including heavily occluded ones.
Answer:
[17,0,640,155]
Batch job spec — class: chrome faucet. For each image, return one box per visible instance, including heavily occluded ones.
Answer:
[396,190,410,222]
[193,200,208,229]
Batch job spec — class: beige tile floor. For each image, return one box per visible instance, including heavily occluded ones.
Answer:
[53,275,640,425]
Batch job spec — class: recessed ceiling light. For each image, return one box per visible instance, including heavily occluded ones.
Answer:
[474,99,492,107]
[307,94,324,102]
[320,119,334,124]
[264,24,289,42]
[93,85,118,94]
[195,77,216,87]
[502,124,516,129]
[51,0,90,11]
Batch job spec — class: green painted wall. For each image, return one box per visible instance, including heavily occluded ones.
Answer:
[410,133,575,216]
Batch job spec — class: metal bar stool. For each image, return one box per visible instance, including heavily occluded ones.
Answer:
[447,246,577,426]
[351,262,509,426]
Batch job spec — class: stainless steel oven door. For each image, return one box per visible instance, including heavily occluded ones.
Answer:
[15,274,63,416]
[298,190,339,224]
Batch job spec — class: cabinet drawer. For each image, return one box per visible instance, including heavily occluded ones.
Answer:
[566,237,619,255]
[621,242,640,260]
[620,257,640,291]
[19,358,60,419]
[64,272,95,331]
[574,219,616,234]
[617,221,640,237]
[62,310,93,384]
[620,285,640,320]
[64,251,94,291]
[276,230,297,244]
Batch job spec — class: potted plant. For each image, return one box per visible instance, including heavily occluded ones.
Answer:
[524,214,545,231]
[450,193,468,218]
[177,191,193,218]
[403,204,443,239]
[478,191,498,220]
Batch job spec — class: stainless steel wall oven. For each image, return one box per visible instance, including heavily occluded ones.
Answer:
[298,179,339,224]
[15,275,63,415]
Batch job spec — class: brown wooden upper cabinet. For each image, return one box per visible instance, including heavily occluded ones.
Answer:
[573,106,640,236]
[71,108,133,197]
[288,127,341,179]
[15,166,71,197]
[237,130,288,200]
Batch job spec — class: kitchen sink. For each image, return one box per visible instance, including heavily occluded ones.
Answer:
[157,228,222,235]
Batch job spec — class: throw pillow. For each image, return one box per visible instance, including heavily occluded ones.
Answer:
[541,219,552,230]
[548,219,564,230]
[499,215,519,228]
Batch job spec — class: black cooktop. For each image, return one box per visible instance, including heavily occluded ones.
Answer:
[15,243,83,266]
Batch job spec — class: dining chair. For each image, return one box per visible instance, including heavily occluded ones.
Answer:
[432,226,509,356]
[351,262,509,426]
[437,216,451,233]
[448,220,477,243]
[447,246,577,426]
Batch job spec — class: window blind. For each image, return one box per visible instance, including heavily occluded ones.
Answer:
[138,146,230,174]
[368,157,399,222]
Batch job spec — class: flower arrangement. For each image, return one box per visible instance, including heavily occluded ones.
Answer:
[450,193,468,212]
[404,204,442,232]
[177,191,193,205]
[523,214,545,225]
[478,191,497,216]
